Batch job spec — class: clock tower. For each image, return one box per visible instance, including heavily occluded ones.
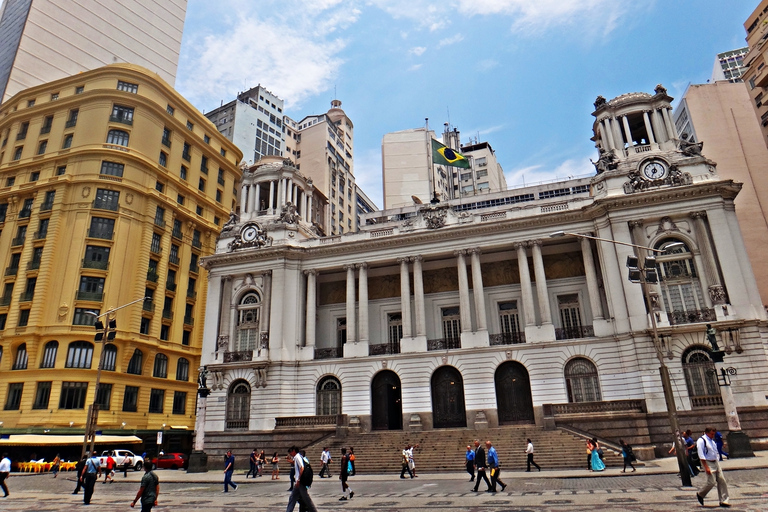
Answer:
[589,85,717,197]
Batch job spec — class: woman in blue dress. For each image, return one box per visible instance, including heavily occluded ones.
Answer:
[590,438,606,472]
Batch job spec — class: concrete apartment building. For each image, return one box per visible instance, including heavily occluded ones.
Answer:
[0,64,242,451]
[674,82,768,307]
[0,0,186,103]
[712,47,748,83]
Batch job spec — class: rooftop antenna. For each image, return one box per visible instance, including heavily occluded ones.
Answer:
[446,107,451,129]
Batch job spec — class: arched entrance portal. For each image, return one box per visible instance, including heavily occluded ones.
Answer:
[371,370,402,430]
[431,366,467,428]
[495,361,535,424]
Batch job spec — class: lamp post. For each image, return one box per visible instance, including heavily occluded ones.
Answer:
[81,297,149,458]
[550,231,692,487]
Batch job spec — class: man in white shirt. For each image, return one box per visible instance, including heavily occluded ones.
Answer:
[0,453,11,497]
[525,438,541,472]
[319,448,331,478]
[285,446,317,512]
[696,427,730,508]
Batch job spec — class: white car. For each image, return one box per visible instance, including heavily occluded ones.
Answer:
[99,449,143,471]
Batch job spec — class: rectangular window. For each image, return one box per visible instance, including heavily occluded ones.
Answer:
[166,105,174,116]
[84,245,110,269]
[100,161,124,177]
[33,382,52,409]
[66,109,79,128]
[13,146,22,160]
[4,383,23,410]
[148,389,164,413]
[200,155,208,174]
[17,121,28,139]
[160,324,170,341]
[41,190,54,210]
[176,194,184,206]
[180,165,187,180]
[56,165,66,175]
[388,313,403,344]
[216,189,222,203]
[110,105,134,125]
[155,181,164,193]
[140,316,150,335]
[204,134,210,144]
[62,134,73,149]
[59,382,88,409]
[93,189,120,210]
[198,177,205,191]
[88,217,115,239]
[159,151,167,167]
[73,307,99,326]
[40,115,53,134]
[186,121,194,131]
[122,386,139,412]
[150,232,162,254]
[336,317,347,346]
[441,307,461,341]
[0,203,7,222]
[161,127,171,147]
[78,276,105,300]
[0,313,6,330]
[154,206,165,226]
[95,383,112,410]
[182,330,191,346]
[117,81,138,93]
[18,308,30,326]
[172,391,186,415]
[75,86,84,94]
[182,142,191,161]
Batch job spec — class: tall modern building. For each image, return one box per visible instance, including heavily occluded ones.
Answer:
[711,48,748,83]
[0,64,242,451]
[743,0,768,146]
[0,0,187,103]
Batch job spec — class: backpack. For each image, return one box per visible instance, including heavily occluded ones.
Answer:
[299,457,313,487]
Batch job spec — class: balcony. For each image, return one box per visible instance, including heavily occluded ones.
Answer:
[5,266,18,276]
[33,231,47,240]
[171,228,183,240]
[162,309,173,319]
[109,114,133,126]
[224,350,253,363]
[169,254,180,265]
[149,245,162,256]
[166,281,177,292]
[667,308,716,326]
[39,201,53,211]
[186,289,197,300]
[76,291,103,301]
[65,119,77,128]
[218,176,225,186]
[92,200,119,212]
[189,262,199,273]
[87,230,113,240]
[226,419,249,430]
[11,236,25,246]
[181,151,191,162]
[26,260,40,271]
[19,291,34,302]
[427,338,461,351]
[82,258,108,270]
[0,295,11,306]
[490,332,526,346]
[369,342,400,355]
[183,315,194,325]
[555,325,595,340]
[191,239,202,249]
[154,218,165,229]
[690,395,724,408]
[40,126,51,135]
[18,208,32,219]
[143,300,155,312]
[314,347,342,360]
[146,270,159,283]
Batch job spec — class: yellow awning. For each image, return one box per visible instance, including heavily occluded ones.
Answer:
[0,434,142,446]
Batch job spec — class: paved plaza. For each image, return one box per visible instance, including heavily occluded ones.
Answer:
[3,454,768,511]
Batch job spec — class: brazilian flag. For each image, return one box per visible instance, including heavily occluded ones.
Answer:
[432,139,470,168]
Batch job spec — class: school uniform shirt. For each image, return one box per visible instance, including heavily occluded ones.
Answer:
[697,434,719,462]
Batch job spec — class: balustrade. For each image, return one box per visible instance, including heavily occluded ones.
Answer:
[555,325,595,340]
[427,338,461,351]
[489,332,525,345]
[668,308,716,325]
[223,350,253,363]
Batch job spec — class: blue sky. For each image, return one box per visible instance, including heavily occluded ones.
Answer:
[176,0,757,208]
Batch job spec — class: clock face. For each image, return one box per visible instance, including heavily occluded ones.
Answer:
[241,225,258,242]
[642,161,667,180]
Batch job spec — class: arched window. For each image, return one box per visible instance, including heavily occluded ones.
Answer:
[655,239,707,324]
[316,376,341,415]
[65,341,93,368]
[13,343,28,370]
[127,349,143,375]
[564,357,602,403]
[236,292,261,352]
[40,340,59,368]
[102,344,117,371]
[153,353,168,378]
[682,347,722,408]
[226,380,251,429]
[106,129,129,146]
[176,357,189,381]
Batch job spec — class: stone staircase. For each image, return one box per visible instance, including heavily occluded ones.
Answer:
[304,426,628,474]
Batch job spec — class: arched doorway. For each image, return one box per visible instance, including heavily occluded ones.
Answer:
[371,370,402,430]
[226,380,251,430]
[682,346,722,408]
[495,361,535,424]
[431,366,466,428]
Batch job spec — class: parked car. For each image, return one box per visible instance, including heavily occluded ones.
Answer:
[98,449,143,471]
[152,452,188,470]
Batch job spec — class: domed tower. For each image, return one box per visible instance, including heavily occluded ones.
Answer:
[590,85,716,196]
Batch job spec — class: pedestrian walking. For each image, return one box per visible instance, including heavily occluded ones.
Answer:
[130,461,159,512]
[407,443,419,477]
[51,453,60,478]
[399,444,413,478]
[465,445,475,481]
[123,454,132,478]
[81,451,101,505]
[223,450,238,492]
[620,439,636,472]
[285,446,318,512]
[590,439,605,472]
[287,452,296,491]
[258,450,265,477]
[72,455,87,494]
[349,447,356,476]
[0,453,10,498]
[271,452,280,480]
[338,447,354,501]
[486,440,507,492]
[525,438,541,472]
[715,431,728,461]
[247,449,258,478]
[695,427,730,507]
[104,454,116,483]
[472,440,492,492]
[586,439,593,470]
[319,447,332,478]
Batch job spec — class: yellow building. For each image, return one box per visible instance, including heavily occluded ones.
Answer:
[0,64,242,451]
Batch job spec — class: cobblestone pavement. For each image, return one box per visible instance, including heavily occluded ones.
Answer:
[3,469,767,511]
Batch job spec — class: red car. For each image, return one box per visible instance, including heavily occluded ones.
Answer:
[152,453,188,470]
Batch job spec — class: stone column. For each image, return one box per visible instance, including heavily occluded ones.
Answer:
[515,242,536,327]
[412,256,426,337]
[579,235,604,320]
[268,180,275,211]
[240,185,248,213]
[253,183,261,212]
[455,250,472,332]
[531,240,552,325]
[287,179,293,204]
[277,179,284,208]
[611,116,624,149]
[261,270,272,334]
[651,110,667,142]
[345,264,356,343]
[642,111,656,144]
[602,118,615,151]
[304,270,317,347]
[661,108,676,141]
[357,263,369,343]
[691,212,725,305]
[308,195,314,223]
[218,276,233,351]
[621,115,634,146]
[398,258,412,337]
[469,248,487,331]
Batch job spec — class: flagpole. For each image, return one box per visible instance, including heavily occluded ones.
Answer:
[425,118,438,204]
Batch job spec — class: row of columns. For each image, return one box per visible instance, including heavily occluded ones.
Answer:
[598,107,678,153]
[240,178,314,222]
[302,238,605,345]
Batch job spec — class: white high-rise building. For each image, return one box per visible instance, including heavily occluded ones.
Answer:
[711,47,748,83]
[0,0,187,103]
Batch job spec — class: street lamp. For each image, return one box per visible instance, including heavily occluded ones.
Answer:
[81,296,150,458]
[549,231,692,487]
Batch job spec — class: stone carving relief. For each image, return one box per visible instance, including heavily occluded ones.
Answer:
[253,367,268,388]
[543,252,585,280]
[423,267,459,294]
[217,335,229,351]
[367,274,401,301]
[590,148,618,174]
[210,370,225,391]
[419,204,449,229]
[654,84,668,95]
[220,211,239,236]
[623,164,692,194]
[227,222,272,252]
[678,134,704,157]
[709,285,727,305]
[278,202,299,224]
[318,280,346,305]
[481,260,520,287]
[655,216,679,235]
[593,95,607,109]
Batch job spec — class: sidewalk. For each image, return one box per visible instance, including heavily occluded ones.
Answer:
[32,450,768,484]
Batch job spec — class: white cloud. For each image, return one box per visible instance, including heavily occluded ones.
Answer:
[409,46,427,56]
[504,155,594,188]
[408,64,424,71]
[437,34,464,47]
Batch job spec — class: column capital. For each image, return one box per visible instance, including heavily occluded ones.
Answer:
[529,239,543,247]
[356,262,368,269]
[343,264,356,271]
[453,249,467,256]
[396,257,410,264]
[303,269,317,276]
[690,211,707,220]
[410,255,423,262]
[628,220,644,229]
[261,270,272,277]
[512,241,528,250]
[467,248,482,255]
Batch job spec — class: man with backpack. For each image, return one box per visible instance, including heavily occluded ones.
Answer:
[285,446,317,512]
[695,427,730,508]
[338,447,354,501]
[131,461,159,512]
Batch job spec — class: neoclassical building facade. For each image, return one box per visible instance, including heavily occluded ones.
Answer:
[197,87,768,454]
